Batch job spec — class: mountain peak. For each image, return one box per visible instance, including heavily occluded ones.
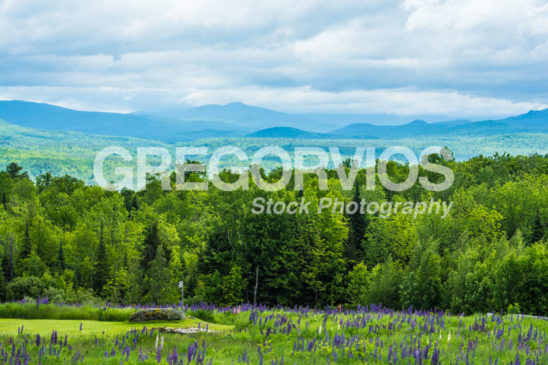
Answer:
[224,102,248,107]
[407,119,428,126]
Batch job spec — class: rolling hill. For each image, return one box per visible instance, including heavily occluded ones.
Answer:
[175,102,330,131]
[0,100,245,142]
[1,100,547,144]
[329,112,548,139]
[0,116,547,183]
[245,127,335,139]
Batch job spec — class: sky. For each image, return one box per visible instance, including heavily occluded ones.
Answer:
[1,0,548,120]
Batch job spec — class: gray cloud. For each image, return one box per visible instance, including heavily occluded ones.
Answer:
[0,0,547,118]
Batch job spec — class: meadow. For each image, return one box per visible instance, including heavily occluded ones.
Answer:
[0,302,546,364]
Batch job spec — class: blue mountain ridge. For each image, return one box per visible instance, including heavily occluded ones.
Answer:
[0,100,547,141]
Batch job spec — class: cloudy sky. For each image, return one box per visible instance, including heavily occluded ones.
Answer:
[1,0,548,119]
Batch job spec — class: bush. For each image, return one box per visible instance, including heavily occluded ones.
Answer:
[189,309,215,323]
[43,287,101,306]
[507,303,521,315]
[7,276,48,300]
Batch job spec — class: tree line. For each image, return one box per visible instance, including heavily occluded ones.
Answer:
[0,153,547,315]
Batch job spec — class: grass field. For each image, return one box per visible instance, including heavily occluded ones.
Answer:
[0,304,546,364]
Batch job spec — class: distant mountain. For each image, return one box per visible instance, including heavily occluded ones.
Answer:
[176,102,336,131]
[246,109,548,140]
[1,100,547,143]
[246,126,335,139]
[1,115,547,182]
[500,109,548,129]
[0,100,245,142]
[296,113,455,127]
[331,112,548,139]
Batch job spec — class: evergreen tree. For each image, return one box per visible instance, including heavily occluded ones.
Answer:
[0,262,5,301]
[142,222,160,270]
[19,221,32,261]
[93,222,108,294]
[1,192,6,207]
[345,180,367,266]
[2,238,15,282]
[144,245,171,304]
[57,240,65,272]
[131,195,139,213]
[36,172,53,193]
[532,208,545,243]
[6,162,24,179]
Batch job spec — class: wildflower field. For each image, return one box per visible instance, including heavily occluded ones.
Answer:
[0,303,546,364]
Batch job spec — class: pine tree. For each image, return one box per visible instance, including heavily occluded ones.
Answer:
[131,195,139,212]
[1,192,6,208]
[142,223,160,270]
[57,240,65,272]
[532,208,545,243]
[6,162,23,178]
[1,238,14,282]
[0,261,6,302]
[19,221,32,261]
[93,222,108,294]
[345,180,367,266]
[142,245,170,304]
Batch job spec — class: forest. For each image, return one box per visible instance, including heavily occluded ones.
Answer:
[0,153,547,315]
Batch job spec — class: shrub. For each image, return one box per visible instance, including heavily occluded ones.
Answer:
[7,276,47,300]
[189,309,215,323]
[507,303,521,315]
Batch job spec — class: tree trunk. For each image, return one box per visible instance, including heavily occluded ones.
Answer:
[254,266,259,306]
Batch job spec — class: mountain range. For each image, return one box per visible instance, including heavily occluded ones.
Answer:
[0,100,547,142]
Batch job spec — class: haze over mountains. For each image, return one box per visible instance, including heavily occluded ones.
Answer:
[0,100,547,143]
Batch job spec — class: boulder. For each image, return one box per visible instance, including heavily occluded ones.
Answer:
[129,308,185,323]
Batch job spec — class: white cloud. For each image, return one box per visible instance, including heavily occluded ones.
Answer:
[179,85,547,117]
[0,0,547,118]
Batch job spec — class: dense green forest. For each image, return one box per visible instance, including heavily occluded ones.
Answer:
[0,154,547,315]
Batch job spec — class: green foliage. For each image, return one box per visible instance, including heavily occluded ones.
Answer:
[0,303,134,321]
[221,266,247,306]
[507,303,521,315]
[0,264,5,302]
[400,238,442,310]
[6,276,48,300]
[93,222,108,294]
[19,221,32,261]
[493,243,548,315]
[346,262,369,306]
[189,308,216,323]
[0,153,546,314]
[367,257,402,309]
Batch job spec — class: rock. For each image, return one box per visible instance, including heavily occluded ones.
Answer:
[129,308,185,322]
[158,327,220,335]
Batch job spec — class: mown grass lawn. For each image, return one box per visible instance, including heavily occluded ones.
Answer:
[0,317,233,337]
